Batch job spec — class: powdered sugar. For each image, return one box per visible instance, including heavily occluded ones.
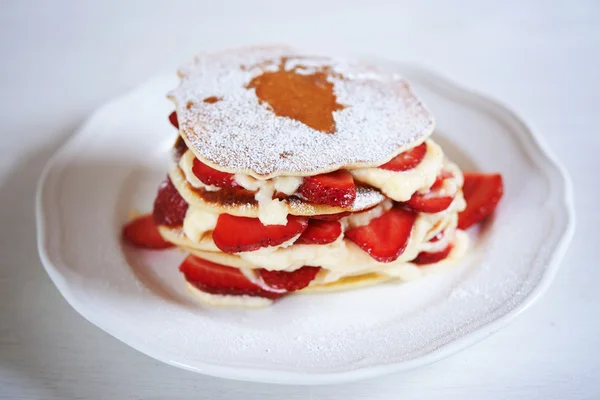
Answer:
[169,46,435,178]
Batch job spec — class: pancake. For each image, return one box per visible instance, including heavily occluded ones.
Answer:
[168,46,434,179]
[169,165,386,218]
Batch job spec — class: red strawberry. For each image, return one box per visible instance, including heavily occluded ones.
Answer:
[413,243,453,265]
[380,142,427,171]
[405,194,454,213]
[169,111,179,129]
[212,214,308,253]
[345,205,417,262]
[311,211,350,221]
[258,266,321,291]
[180,255,283,299]
[295,220,342,245]
[122,214,173,249]
[458,173,504,230]
[152,177,189,227]
[192,158,238,188]
[297,170,356,208]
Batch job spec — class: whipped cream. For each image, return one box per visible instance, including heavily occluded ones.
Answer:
[340,199,393,230]
[233,174,302,225]
[237,188,466,275]
[185,230,468,308]
[180,140,447,224]
[435,160,464,196]
[350,140,444,201]
[182,207,218,243]
[179,170,466,280]
[179,149,303,225]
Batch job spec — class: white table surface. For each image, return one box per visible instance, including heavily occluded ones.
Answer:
[1,0,598,398]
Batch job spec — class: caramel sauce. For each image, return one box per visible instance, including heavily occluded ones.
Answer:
[203,96,221,104]
[247,58,344,133]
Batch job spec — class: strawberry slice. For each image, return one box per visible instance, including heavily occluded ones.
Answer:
[212,214,308,253]
[405,193,454,213]
[295,220,342,245]
[152,177,189,227]
[258,266,321,291]
[192,158,238,188]
[345,205,417,262]
[458,173,504,230]
[169,111,179,129]
[413,243,453,265]
[180,255,283,299]
[122,214,173,249]
[297,170,356,208]
[380,142,427,171]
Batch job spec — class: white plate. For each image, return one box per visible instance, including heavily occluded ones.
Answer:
[36,63,574,385]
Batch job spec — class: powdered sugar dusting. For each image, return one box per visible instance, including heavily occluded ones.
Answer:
[169,46,435,178]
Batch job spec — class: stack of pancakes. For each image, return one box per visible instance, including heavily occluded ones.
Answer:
[152,47,469,306]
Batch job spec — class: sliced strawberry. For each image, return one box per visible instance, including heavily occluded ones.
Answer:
[180,255,283,299]
[380,142,427,171]
[212,214,308,253]
[295,220,342,245]
[297,170,356,208]
[311,211,351,221]
[192,158,238,188]
[458,173,504,230]
[169,111,179,129]
[405,194,454,213]
[345,205,417,262]
[122,214,173,249]
[152,177,189,227]
[413,243,453,265]
[258,266,321,291]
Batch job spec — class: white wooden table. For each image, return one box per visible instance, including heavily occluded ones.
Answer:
[1,1,598,398]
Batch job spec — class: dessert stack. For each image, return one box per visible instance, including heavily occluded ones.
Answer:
[123,47,503,307]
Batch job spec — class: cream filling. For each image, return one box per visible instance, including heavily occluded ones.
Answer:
[237,188,465,275]
[182,207,218,243]
[233,174,302,226]
[185,231,468,308]
[180,141,446,225]
[350,140,444,202]
[310,230,469,286]
[340,199,393,230]
[180,172,466,276]
[426,160,464,197]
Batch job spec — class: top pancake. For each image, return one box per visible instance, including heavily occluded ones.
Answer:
[168,46,435,179]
